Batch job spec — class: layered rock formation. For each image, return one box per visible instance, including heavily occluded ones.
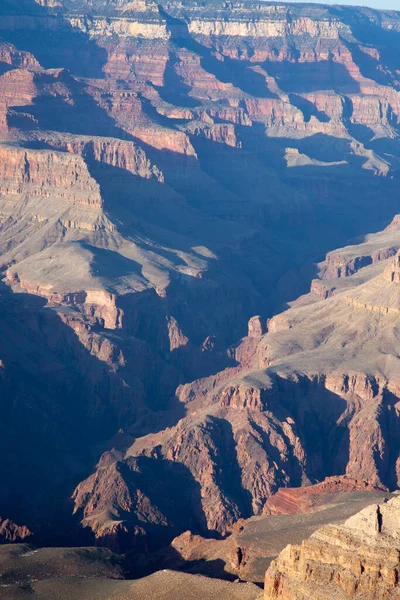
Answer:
[264,496,400,600]
[2,0,400,552]
[129,479,390,586]
[263,476,384,516]
[75,211,400,548]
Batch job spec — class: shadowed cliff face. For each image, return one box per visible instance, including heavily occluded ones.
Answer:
[1,0,400,550]
[0,280,135,541]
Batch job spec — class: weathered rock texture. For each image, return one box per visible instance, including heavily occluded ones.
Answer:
[263,476,384,516]
[2,0,400,550]
[76,212,400,549]
[0,519,32,543]
[145,478,389,585]
[264,496,400,600]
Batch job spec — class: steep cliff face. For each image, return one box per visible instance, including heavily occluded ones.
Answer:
[0,144,102,206]
[2,0,400,549]
[264,496,400,600]
[77,214,400,547]
[0,279,179,540]
[75,389,311,542]
[155,478,389,585]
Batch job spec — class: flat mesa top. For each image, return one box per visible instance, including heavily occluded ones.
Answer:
[5,0,400,18]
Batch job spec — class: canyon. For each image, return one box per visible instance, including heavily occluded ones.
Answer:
[1,0,400,597]
[70,213,400,553]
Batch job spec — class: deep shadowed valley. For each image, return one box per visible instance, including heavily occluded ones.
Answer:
[1,0,400,598]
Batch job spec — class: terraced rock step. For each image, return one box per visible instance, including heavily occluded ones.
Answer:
[264,496,400,600]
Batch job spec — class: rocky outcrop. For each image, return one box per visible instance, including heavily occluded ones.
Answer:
[248,316,267,338]
[384,251,400,283]
[46,136,163,181]
[264,496,400,600]
[74,388,310,541]
[0,42,41,70]
[321,246,398,280]
[0,518,32,543]
[309,214,400,299]
[84,290,123,329]
[0,68,37,111]
[72,448,209,551]
[141,481,391,585]
[263,476,384,516]
[0,145,102,207]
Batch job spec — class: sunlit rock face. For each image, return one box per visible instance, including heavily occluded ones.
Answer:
[2,0,400,548]
[264,496,400,600]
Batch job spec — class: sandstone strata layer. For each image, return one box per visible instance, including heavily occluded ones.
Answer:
[264,496,400,600]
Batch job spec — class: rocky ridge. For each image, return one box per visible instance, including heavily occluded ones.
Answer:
[264,495,400,600]
[75,212,400,548]
[152,477,389,585]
